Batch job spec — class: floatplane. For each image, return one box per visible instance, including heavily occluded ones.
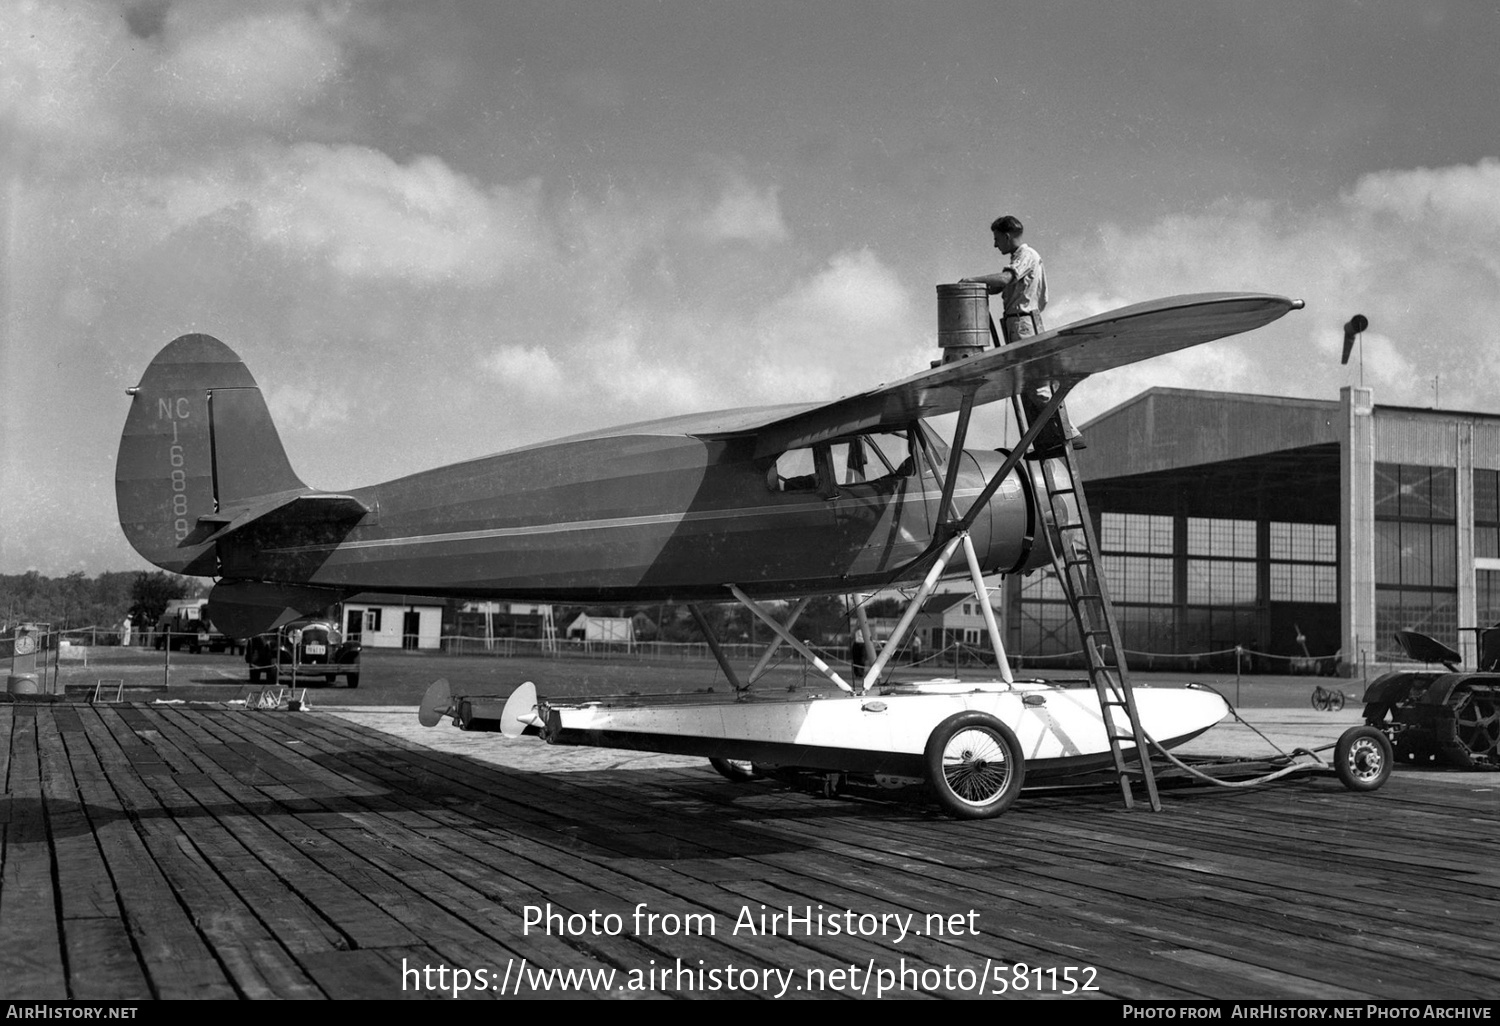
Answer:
[116,288,1302,817]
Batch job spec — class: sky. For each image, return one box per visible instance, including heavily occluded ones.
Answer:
[4,0,1500,575]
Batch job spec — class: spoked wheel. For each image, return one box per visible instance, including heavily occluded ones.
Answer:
[1329,690,1346,712]
[1449,689,1500,768]
[924,712,1025,819]
[1334,725,1393,792]
[708,758,761,783]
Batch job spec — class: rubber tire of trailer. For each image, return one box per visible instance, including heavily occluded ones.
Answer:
[1333,725,1394,792]
[924,711,1026,819]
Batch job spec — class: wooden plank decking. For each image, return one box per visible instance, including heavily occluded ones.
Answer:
[1,701,1496,1001]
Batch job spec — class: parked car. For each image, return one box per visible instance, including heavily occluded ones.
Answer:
[245,618,360,687]
[154,599,242,654]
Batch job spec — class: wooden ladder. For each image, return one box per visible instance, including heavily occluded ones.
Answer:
[1016,398,1163,811]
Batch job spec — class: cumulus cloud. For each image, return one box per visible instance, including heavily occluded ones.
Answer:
[483,344,565,392]
[1063,159,1500,420]
[743,249,922,399]
[150,5,345,124]
[263,381,352,431]
[0,0,358,156]
[244,144,550,284]
[701,176,790,245]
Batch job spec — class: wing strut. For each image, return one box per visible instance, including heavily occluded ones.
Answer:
[687,604,747,693]
[728,586,853,692]
[747,597,811,684]
[935,391,977,526]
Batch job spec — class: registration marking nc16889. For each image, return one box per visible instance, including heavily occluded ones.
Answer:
[158,395,194,542]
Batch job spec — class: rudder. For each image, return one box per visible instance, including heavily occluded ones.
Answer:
[115,334,305,574]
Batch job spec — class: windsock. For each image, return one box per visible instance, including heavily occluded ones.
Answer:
[1341,314,1368,365]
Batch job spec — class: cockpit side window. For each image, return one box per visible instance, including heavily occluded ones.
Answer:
[767,427,921,495]
[769,445,821,492]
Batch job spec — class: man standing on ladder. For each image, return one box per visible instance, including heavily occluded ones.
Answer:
[961,215,1083,459]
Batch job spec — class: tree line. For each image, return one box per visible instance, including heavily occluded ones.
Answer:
[1,571,902,643]
[0,570,205,633]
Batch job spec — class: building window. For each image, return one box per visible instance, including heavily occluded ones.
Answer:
[1269,522,1337,603]
[1016,577,1075,656]
[1185,517,1257,607]
[1475,469,1500,559]
[1187,517,1256,558]
[1479,569,1500,627]
[1375,462,1457,647]
[366,609,382,632]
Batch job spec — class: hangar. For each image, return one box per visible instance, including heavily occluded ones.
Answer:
[1004,385,1500,675]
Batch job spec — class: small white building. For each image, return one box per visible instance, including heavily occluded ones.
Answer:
[911,593,1001,651]
[341,593,445,650]
[564,613,635,644]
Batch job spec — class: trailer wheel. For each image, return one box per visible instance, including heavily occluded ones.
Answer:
[1334,725,1393,792]
[924,712,1025,819]
[708,758,759,783]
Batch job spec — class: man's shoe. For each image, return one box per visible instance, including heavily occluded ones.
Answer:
[1024,446,1068,462]
[1070,434,1087,451]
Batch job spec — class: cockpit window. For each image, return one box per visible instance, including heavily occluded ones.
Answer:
[768,429,917,494]
[841,431,912,483]
[770,446,821,492]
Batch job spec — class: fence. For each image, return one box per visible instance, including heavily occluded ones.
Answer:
[0,625,1468,690]
[434,632,1354,677]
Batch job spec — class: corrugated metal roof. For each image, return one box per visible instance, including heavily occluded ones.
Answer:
[1076,387,1340,478]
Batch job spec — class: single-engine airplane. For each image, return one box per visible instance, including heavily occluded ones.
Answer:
[117,289,1302,817]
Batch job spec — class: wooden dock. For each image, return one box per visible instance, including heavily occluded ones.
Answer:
[1,701,1496,1000]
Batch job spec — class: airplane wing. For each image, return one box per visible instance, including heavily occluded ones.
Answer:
[752,292,1299,456]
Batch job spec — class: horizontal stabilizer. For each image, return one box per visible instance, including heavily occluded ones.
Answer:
[208,579,348,639]
[192,491,370,545]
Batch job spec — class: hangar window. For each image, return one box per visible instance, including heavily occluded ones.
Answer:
[1375,462,1457,649]
[1269,522,1337,604]
[1479,569,1500,627]
[1017,573,1075,656]
[1102,555,1174,605]
[1101,513,1172,554]
[1186,517,1257,607]
[1475,469,1500,559]
[1187,517,1256,558]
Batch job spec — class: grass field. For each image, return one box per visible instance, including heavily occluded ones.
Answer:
[22,643,1368,711]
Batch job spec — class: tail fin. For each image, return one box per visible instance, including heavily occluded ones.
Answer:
[115,334,306,574]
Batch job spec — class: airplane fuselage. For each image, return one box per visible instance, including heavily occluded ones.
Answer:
[215,429,1042,602]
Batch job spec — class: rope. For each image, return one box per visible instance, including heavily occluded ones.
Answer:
[1135,682,1327,789]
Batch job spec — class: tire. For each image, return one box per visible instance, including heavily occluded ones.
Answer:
[924,711,1025,819]
[345,673,360,689]
[708,758,760,783]
[1334,725,1393,792]
[1330,690,1346,712]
